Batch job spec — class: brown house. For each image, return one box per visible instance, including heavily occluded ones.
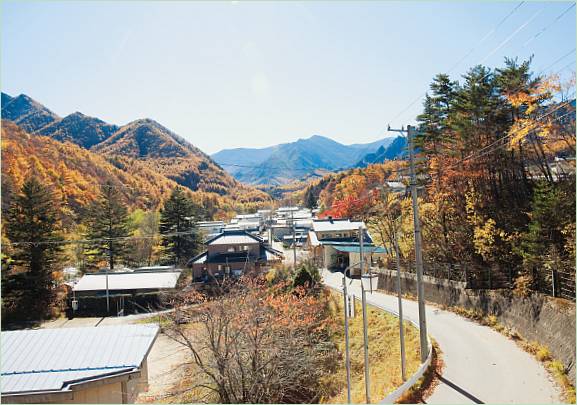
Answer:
[189,230,284,281]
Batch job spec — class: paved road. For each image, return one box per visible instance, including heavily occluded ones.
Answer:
[323,270,561,404]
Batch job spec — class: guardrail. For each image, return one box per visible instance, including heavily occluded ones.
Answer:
[325,282,433,404]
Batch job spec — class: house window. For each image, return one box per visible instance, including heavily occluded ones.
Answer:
[243,245,249,251]
[228,247,235,253]
[218,265,222,271]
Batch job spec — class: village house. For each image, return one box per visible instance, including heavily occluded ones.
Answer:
[1,325,158,404]
[189,230,283,281]
[71,268,182,316]
[197,220,225,240]
[305,218,387,275]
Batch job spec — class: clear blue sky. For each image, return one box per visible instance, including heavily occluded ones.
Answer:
[2,1,575,154]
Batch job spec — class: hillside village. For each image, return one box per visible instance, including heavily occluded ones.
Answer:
[2,2,577,404]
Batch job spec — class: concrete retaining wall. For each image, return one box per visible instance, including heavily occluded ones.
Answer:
[377,269,576,382]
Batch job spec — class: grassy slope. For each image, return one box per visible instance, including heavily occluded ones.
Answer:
[322,292,421,403]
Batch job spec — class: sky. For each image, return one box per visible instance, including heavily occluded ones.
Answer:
[2,1,575,154]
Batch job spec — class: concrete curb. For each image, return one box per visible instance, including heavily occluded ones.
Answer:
[326,284,434,404]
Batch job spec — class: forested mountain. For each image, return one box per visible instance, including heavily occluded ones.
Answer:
[355,136,407,167]
[1,92,270,204]
[94,118,201,158]
[213,135,395,185]
[1,93,60,133]
[36,112,119,148]
[1,120,270,221]
[1,120,177,214]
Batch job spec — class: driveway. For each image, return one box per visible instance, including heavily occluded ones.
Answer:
[323,270,561,404]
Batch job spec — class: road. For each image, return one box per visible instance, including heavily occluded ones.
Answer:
[323,270,561,404]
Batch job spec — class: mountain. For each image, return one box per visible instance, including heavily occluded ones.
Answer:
[1,93,60,133]
[213,135,395,185]
[1,120,179,212]
[211,146,278,176]
[355,136,407,167]
[36,112,119,148]
[93,118,244,195]
[94,118,202,159]
[1,92,270,207]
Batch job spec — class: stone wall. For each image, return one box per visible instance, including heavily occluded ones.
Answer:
[377,269,576,382]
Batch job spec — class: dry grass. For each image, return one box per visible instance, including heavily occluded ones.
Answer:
[321,292,422,403]
[397,340,444,404]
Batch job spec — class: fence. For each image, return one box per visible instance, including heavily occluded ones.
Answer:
[377,258,575,302]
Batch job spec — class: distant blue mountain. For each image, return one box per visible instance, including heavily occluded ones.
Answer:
[212,135,395,185]
[355,136,407,167]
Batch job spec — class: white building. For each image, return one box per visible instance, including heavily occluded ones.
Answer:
[1,325,159,404]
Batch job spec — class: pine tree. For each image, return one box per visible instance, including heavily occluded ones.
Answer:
[4,177,63,320]
[160,187,202,265]
[85,182,132,270]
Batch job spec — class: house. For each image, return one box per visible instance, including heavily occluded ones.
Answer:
[197,221,225,239]
[1,324,159,404]
[386,181,407,194]
[72,268,182,316]
[305,218,387,275]
[189,230,283,281]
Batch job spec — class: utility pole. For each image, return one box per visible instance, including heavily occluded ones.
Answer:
[342,275,352,404]
[387,124,428,363]
[360,226,371,404]
[392,230,406,381]
[291,209,297,268]
[106,238,111,314]
[408,124,428,362]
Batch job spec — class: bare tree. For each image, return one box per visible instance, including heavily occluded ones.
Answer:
[164,277,339,403]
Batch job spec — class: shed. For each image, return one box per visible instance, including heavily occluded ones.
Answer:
[1,325,159,404]
[72,270,182,316]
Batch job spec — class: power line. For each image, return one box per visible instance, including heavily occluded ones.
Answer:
[523,3,576,47]
[446,1,526,74]
[537,47,577,76]
[480,8,543,64]
[443,96,576,171]
[8,230,198,247]
[387,1,527,125]
[555,60,577,76]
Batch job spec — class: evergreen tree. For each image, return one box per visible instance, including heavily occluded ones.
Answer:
[4,177,63,320]
[416,73,458,156]
[160,187,202,265]
[85,183,132,270]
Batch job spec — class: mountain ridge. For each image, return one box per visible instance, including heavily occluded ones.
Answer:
[0,92,268,202]
[212,134,396,185]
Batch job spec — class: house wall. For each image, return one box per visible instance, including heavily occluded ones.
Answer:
[376,269,576,382]
[323,246,338,269]
[207,243,260,258]
[317,230,355,240]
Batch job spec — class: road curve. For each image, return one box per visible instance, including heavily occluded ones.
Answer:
[322,270,561,404]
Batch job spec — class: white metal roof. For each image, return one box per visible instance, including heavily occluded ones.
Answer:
[208,234,260,245]
[1,325,159,395]
[73,271,181,292]
[312,219,365,232]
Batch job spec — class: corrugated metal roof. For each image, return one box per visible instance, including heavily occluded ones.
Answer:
[73,271,181,292]
[1,325,159,395]
[208,234,260,245]
[312,219,365,232]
